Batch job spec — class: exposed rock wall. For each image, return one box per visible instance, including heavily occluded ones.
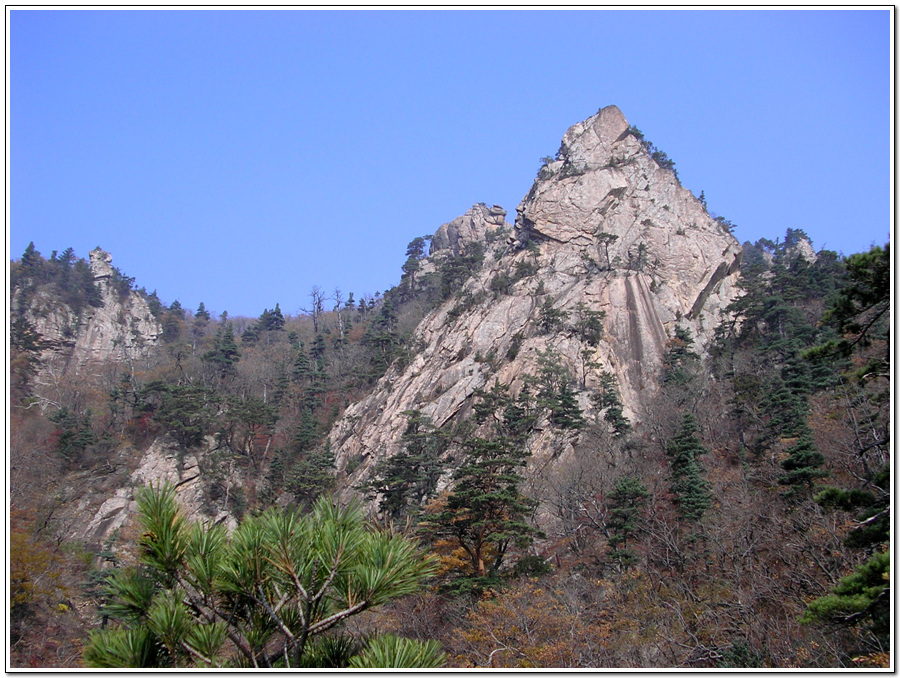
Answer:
[430,203,508,256]
[329,106,743,499]
[70,435,237,555]
[21,248,162,374]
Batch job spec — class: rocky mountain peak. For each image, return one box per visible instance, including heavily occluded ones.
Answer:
[89,246,114,278]
[89,247,115,294]
[557,104,631,170]
[329,106,744,504]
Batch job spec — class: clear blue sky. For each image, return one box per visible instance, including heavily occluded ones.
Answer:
[10,9,892,318]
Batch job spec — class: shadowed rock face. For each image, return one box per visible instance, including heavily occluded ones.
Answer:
[328,106,743,500]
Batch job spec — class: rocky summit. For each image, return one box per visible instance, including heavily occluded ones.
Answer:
[330,105,742,500]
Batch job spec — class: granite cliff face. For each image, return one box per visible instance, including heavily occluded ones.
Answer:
[329,106,742,499]
[430,203,508,256]
[20,247,162,375]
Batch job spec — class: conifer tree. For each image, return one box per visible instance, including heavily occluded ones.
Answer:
[667,414,711,523]
[606,475,649,567]
[83,484,440,668]
[287,444,336,510]
[777,428,828,496]
[292,345,312,384]
[203,324,240,378]
[361,410,446,521]
[426,436,540,585]
[663,325,700,386]
[194,302,210,322]
[549,381,586,430]
[532,348,585,430]
[593,370,631,437]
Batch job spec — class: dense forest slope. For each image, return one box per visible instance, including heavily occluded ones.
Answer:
[8,106,890,669]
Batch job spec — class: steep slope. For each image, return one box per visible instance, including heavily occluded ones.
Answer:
[329,105,742,497]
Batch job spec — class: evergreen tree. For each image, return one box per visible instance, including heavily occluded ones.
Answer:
[549,381,585,430]
[596,232,619,270]
[240,323,260,346]
[292,408,319,453]
[287,445,336,510]
[257,303,285,332]
[606,475,649,567]
[221,396,278,464]
[663,325,700,386]
[310,334,327,374]
[48,407,97,464]
[143,382,219,452]
[759,376,807,444]
[20,241,44,275]
[190,302,211,347]
[360,410,446,521]
[425,436,541,586]
[572,302,605,346]
[537,298,567,334]
[531,349,585,430]
[292,344,312,384]
[83,484,440,668]
[271,364,290,407]
[500,384,538,442]
[438,241,484,299]
[667,414,711,523]
[801,550,890,650]
[203,324,240,378]
[800,244,891,654]
[362,299,403,378]
[777,430,828,496]
[592,370,631,437]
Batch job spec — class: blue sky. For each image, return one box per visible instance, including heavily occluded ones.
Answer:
[10,9,892,318]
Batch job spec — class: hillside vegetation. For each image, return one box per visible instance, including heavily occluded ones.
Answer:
[8,229,889,668]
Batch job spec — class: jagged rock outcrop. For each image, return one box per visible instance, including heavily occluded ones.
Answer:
[329,106,742,503]
[20,247,161,374]
[791,238,817,263]
[430,203,508,256]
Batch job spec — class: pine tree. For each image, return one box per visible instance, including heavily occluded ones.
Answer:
[83,484,440,668]
[360,410,446,521]
[293,408,319,453]
[799,243,891,654]
[425,436,540,585]
[777,429,828,496]
[606,475,649,567]
[141,382,219,452]
[292,345,312,384]
[203,324,240,378]
[663,325,700,385]
[549,381,585,430]
[667,414,711,523]
[593,370,631,437]
[532,348,585,430]
[287,445,336,510]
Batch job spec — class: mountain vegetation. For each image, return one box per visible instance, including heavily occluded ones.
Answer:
[8,229,889,668]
